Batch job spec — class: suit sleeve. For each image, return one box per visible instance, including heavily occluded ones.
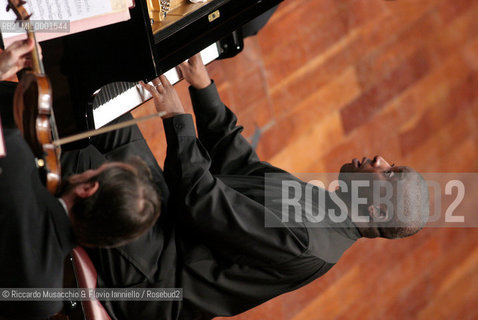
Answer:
[90,113,147,155]
[189,81,283,176]
[163,114,307,267]
[85,113,169,200]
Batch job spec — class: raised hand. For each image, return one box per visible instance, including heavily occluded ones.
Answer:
[177,53,211,90]
[0,39,34,81]
[140,75,185,118]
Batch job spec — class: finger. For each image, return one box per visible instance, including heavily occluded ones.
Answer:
[20,52,32,60]
[6,40,22,50]
[139,81,161,99]
[151,77,161,87]
[189,53,204,66]
[151,79,165,94]
[178,60,189,68]
[155,83,165,94]
[177,62,190,79]
[175,65,183,79]
[139,81,154,94]
[17,57,28,68]
[158,74,171,87]
[176,62,186,75]
[140,80,160,92]
[12,39,34,57]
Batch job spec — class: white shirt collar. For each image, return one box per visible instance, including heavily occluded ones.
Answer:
[57,198,69,217]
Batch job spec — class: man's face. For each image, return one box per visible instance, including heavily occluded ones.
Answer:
[338,156,401,228]
[339,155,398,182]
[339,157,426,237]
[338,155,403,207]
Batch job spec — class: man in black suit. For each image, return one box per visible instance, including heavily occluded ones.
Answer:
[84,54,428,320]
[0,40,162,319]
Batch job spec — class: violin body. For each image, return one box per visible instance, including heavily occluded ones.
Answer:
[14,72,61,194]
[8,0,62,195]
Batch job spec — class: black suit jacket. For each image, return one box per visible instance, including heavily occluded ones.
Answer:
[0,82,76,319]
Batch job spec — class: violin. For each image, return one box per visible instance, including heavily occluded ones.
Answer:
[8,0,61,195]
[7,1,166,196]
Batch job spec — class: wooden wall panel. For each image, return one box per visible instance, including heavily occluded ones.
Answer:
[133,0,478,318]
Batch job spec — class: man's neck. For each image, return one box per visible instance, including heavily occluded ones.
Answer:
[333,190,380,238]
[325,191,362,239]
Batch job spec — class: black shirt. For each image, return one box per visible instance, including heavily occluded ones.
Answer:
[163,82,361,319]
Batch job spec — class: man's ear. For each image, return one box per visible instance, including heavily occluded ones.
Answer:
[74,182,99,199]
[368,205,388,222]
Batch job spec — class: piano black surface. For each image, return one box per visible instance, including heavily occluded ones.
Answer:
[40,0,282,147]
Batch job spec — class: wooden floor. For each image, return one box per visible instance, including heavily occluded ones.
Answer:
[133,0,478,319]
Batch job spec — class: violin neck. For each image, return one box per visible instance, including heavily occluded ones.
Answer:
[27,30,44,74]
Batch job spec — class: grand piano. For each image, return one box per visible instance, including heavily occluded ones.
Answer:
[39,1,283,318]
[39,0,282,144]
[1,1,282,318]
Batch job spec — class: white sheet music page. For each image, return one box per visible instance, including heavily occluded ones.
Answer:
[0,115,5,158]
[0,0,131,45]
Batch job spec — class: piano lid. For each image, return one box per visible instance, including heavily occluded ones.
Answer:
[39,0,282,140]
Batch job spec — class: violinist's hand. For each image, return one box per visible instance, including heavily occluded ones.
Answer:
[177,53,211,90]
[140,75,185,118]
[0,39,35,81]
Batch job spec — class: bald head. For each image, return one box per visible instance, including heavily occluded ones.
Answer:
[338,157,430,239]
[379,167,429,239]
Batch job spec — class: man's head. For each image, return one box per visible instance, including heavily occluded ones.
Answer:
[60,157,161,248]
[338,156,429,239]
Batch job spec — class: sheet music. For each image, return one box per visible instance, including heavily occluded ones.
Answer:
[0,0,131,44]
[0,0,127,23]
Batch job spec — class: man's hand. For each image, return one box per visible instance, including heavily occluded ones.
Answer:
[177,53,211,90]
[140,75,185,118]
[0,39,34,81]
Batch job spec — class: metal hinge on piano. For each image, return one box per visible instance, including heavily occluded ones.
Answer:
[89,42,223,129]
